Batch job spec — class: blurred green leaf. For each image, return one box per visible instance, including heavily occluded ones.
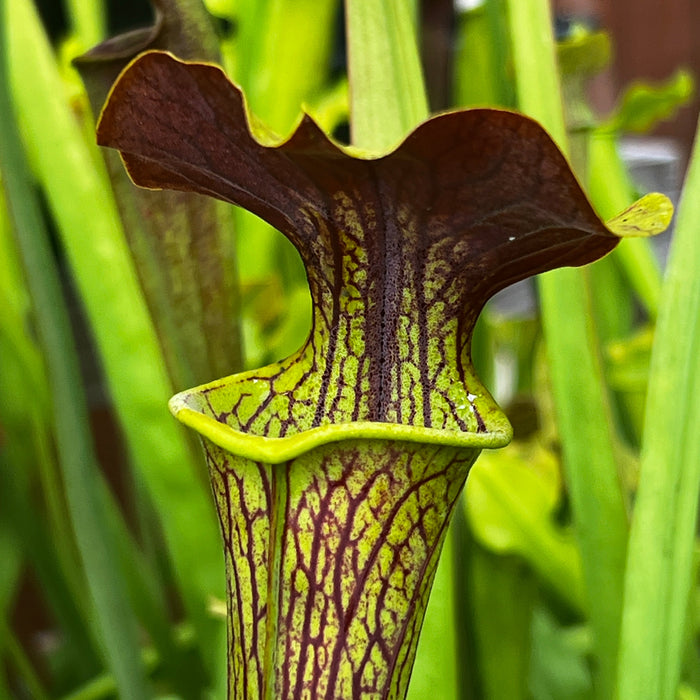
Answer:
[604,70,694,134]
[345,0,428,151]
[0,497,23,696]
[679,685,700,700]
[6,0,226,687]
[453,0,515,109]
[62,0,106,50]
[529,607,592,700]
[616,115,700,700]
[0,2,150,693]
[607,327,654,392]
[406,531,460,700]
[558,29,611,77]
[504,2,629,697]
[0,616,51,700]
[470,547,536,700]
[465,443,586,613]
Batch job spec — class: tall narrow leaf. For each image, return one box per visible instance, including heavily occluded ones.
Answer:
[504,1,629,696]
[616,117,700,700]
[5,0,225,684]
[345,0,428,151]
[0,4,149,694]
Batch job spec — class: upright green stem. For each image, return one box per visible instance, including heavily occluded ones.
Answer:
[345,0,428,151]
[504,1,628,697]
[63,0,106,49]
[0,4,148,695]
[6,0,225,683]
[506,0,565,143]
[615,116,700,700]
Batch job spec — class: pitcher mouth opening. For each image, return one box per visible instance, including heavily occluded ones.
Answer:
[169,389,512,464]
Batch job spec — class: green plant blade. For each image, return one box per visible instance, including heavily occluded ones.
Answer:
[0,6,149,695]
[232,0,339,136]
[505,0,566,145]
[504,1,628,696]
[465,444,586,613]
[345,0,429,152]
[63,0,106,49]
[0,460,104,677]
[615,116,700,700]
[538,269,629,698]
[2,165,199,693]
[5,0,225,685]
[0,480,25,697]
[453,0,515,109]
[603,69,694,135]
[0,617,51,700]
[405,543,460,700]
[470,547,535,700]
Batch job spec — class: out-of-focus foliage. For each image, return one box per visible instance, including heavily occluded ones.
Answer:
[1,0,698,698]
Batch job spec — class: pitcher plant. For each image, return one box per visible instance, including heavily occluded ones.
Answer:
[96,51,670,699]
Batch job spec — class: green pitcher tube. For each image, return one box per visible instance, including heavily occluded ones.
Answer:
[170,382,502,698]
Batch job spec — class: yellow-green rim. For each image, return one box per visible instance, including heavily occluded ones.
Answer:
[169,393,512,464]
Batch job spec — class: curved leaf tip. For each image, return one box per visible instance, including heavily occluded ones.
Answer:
[606,193,674,238]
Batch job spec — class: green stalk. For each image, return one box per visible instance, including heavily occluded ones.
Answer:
[233,0,340,135]
[470,548,535,700]
[5,0,225,684]
[345,0,428,152]
[505,0,564,143]
[0,5,149,696]
[453,0,514,109]
[2,168,194,690]
[0,198,77,573]
[615,116,700,700]
[62,0,106,49]
[504,1,628,697]
[1,181,93,643]
[0,458,103,674]
[0,485,23,698]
